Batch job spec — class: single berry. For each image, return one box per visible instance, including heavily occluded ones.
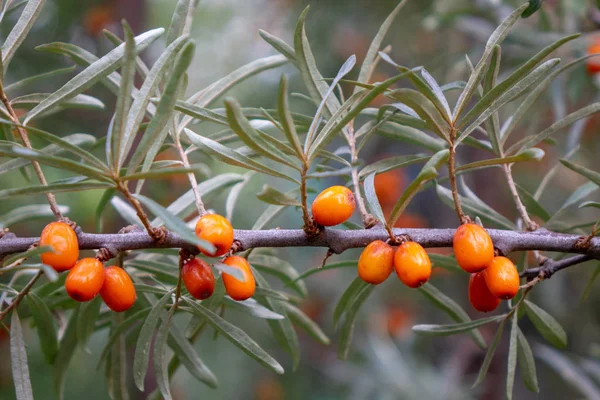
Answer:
[394,241,431,288]
[469,272,501,312]
[195,214,234,257]
[453,223,494,273]
[39,221,79,272]
[358,240,394,284]
[182,258,215,300]
[311,186,356,227]
[100,266,136,312]
[483,256,520,299]
[222,256,256,301]
[65,258,105,302]
[587,42,600,74]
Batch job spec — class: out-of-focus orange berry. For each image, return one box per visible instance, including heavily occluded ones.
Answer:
[483,256,520,299]
[394,241,431,288]
[83,5,115,37]
[358,240,394,284]
[195,214,234,257]
[453,223,494,273]
[100,266,136,312]
[65,258,105,302]
[182,258,215,300]
[374,169,405,207]
[39,222,79,272]
[311,186,356,226]
[222,256,256,301]
[469,272,501,313]
[587,42,600,74]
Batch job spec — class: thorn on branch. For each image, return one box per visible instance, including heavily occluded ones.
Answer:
[363,214,379,229]
[320,248,334,268]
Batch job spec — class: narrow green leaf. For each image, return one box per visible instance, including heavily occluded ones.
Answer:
[54,307,79,396]
[419,283,486,349]
[119,36,189,168]
[259,30,296,62]
[133,194,215,254]
[481,45,502,155]
[251,254,307,298]
[214,262,245,282]
[524,300,567,349]
[98,308,152,367]
[25,293,58,365]
[153,315,172,400]
[95,189,116,232]
[281,302,330,345]
[412,315,504,336]
[364,172,386,226]
[110,196,143,227]
[3,245,52,267]
[224,297,284,320]
[184,128,298,183]
[10,311,33,400]
[182,298,284,374]
[338,283,374,360]
[388,88,450,140]
[333,277,369,329]
[256,184,301,206]
[506,312,518,400]
[387,149,449,227]
[1,0,46,72]
[359,154,428,180]
[277,75,304,159]
[133,290,173,391]
[4,66,75,93]
[377,121,446,152]
[226,171,255,220]
[515,183,551,222]
[473,319,506,387]
[0,180,111,199]
[522,0,544,18]
[10,93,104,111]
[517,327,539,392]
[560,159,600,187]
[355,0,407,93]
[25,28,164,124]
[76,297,102,352]
[166,0,192,45]
[456,148,545,173]
[122,165,206,182]
[436,184,517,229]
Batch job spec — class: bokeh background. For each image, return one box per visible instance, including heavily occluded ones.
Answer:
[1,0,600,399]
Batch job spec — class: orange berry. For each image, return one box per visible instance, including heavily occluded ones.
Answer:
[393,241,431,288]
[587,42,600,74]
[311,186,356,227]
[374,169,405,207]
[182,258,215,300]
[452,223,494,273]
[358,240,394,284]
[483,256,520,299]
[468,272,501,312]
[100,266,136,312]
[195,214,234,257]
[39,222,79,272]
[222,256,256,301]
[65,258,105,302]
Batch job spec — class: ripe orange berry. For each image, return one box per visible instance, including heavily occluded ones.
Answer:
[221,256,256,301]
[453,223,494,273]
[393,241,431,288]
[469,272,501,312]
[483,256,520,299]
[65,258,105,302]
[100,266,136,312]
[182,258,215,300]
[587,42,600,74]
[358,240,394,284]
[195,214,234,257]
[311,186,356,227]
[39,221,79,272]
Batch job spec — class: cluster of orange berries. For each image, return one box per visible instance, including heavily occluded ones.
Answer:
[454,223,520,312]
[39,222,136,312]
[190,214,256,301]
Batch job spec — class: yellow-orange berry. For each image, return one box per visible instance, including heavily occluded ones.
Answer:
[182,258,215,300]
[195,214,234,257]
[394,241,431,288]
[39,222,79,272]
[222,256,256,301]
[587,42,600,74]
[453,223,494,273]
[100,266,136,312]
[469,272,501,312]
[311,186,356,227]
[358,240,394,284]
[65,258,105,302]
[483,256,520,299]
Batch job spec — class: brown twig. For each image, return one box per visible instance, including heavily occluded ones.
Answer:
[502,164,538,232]
[118,182,165,243]
[448,127,468,224]
[300,164,318,236]
[0,82,62,219]
[174,129,206,217]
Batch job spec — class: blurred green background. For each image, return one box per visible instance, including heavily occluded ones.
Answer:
[1,0,600,399]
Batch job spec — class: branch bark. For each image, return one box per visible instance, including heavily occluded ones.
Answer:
[1,228,599,259]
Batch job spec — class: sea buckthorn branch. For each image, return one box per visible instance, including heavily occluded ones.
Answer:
[174,130,207,217]
[519,254,592,280]
[502,164,539,232]
[300,163,317,236]
[117,182,166,243]
[0,228,599,260]
[0,82,63,220]
[447,127,468,224]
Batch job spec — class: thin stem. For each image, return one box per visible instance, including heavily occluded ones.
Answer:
[0,83,62,219]
[174,132,206,216]
[448,142,467,224]
[118,182,164,242]
[502,164,538,231]
[346,122,376,229]
[0,270,42,323]
[300,163,317,235]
